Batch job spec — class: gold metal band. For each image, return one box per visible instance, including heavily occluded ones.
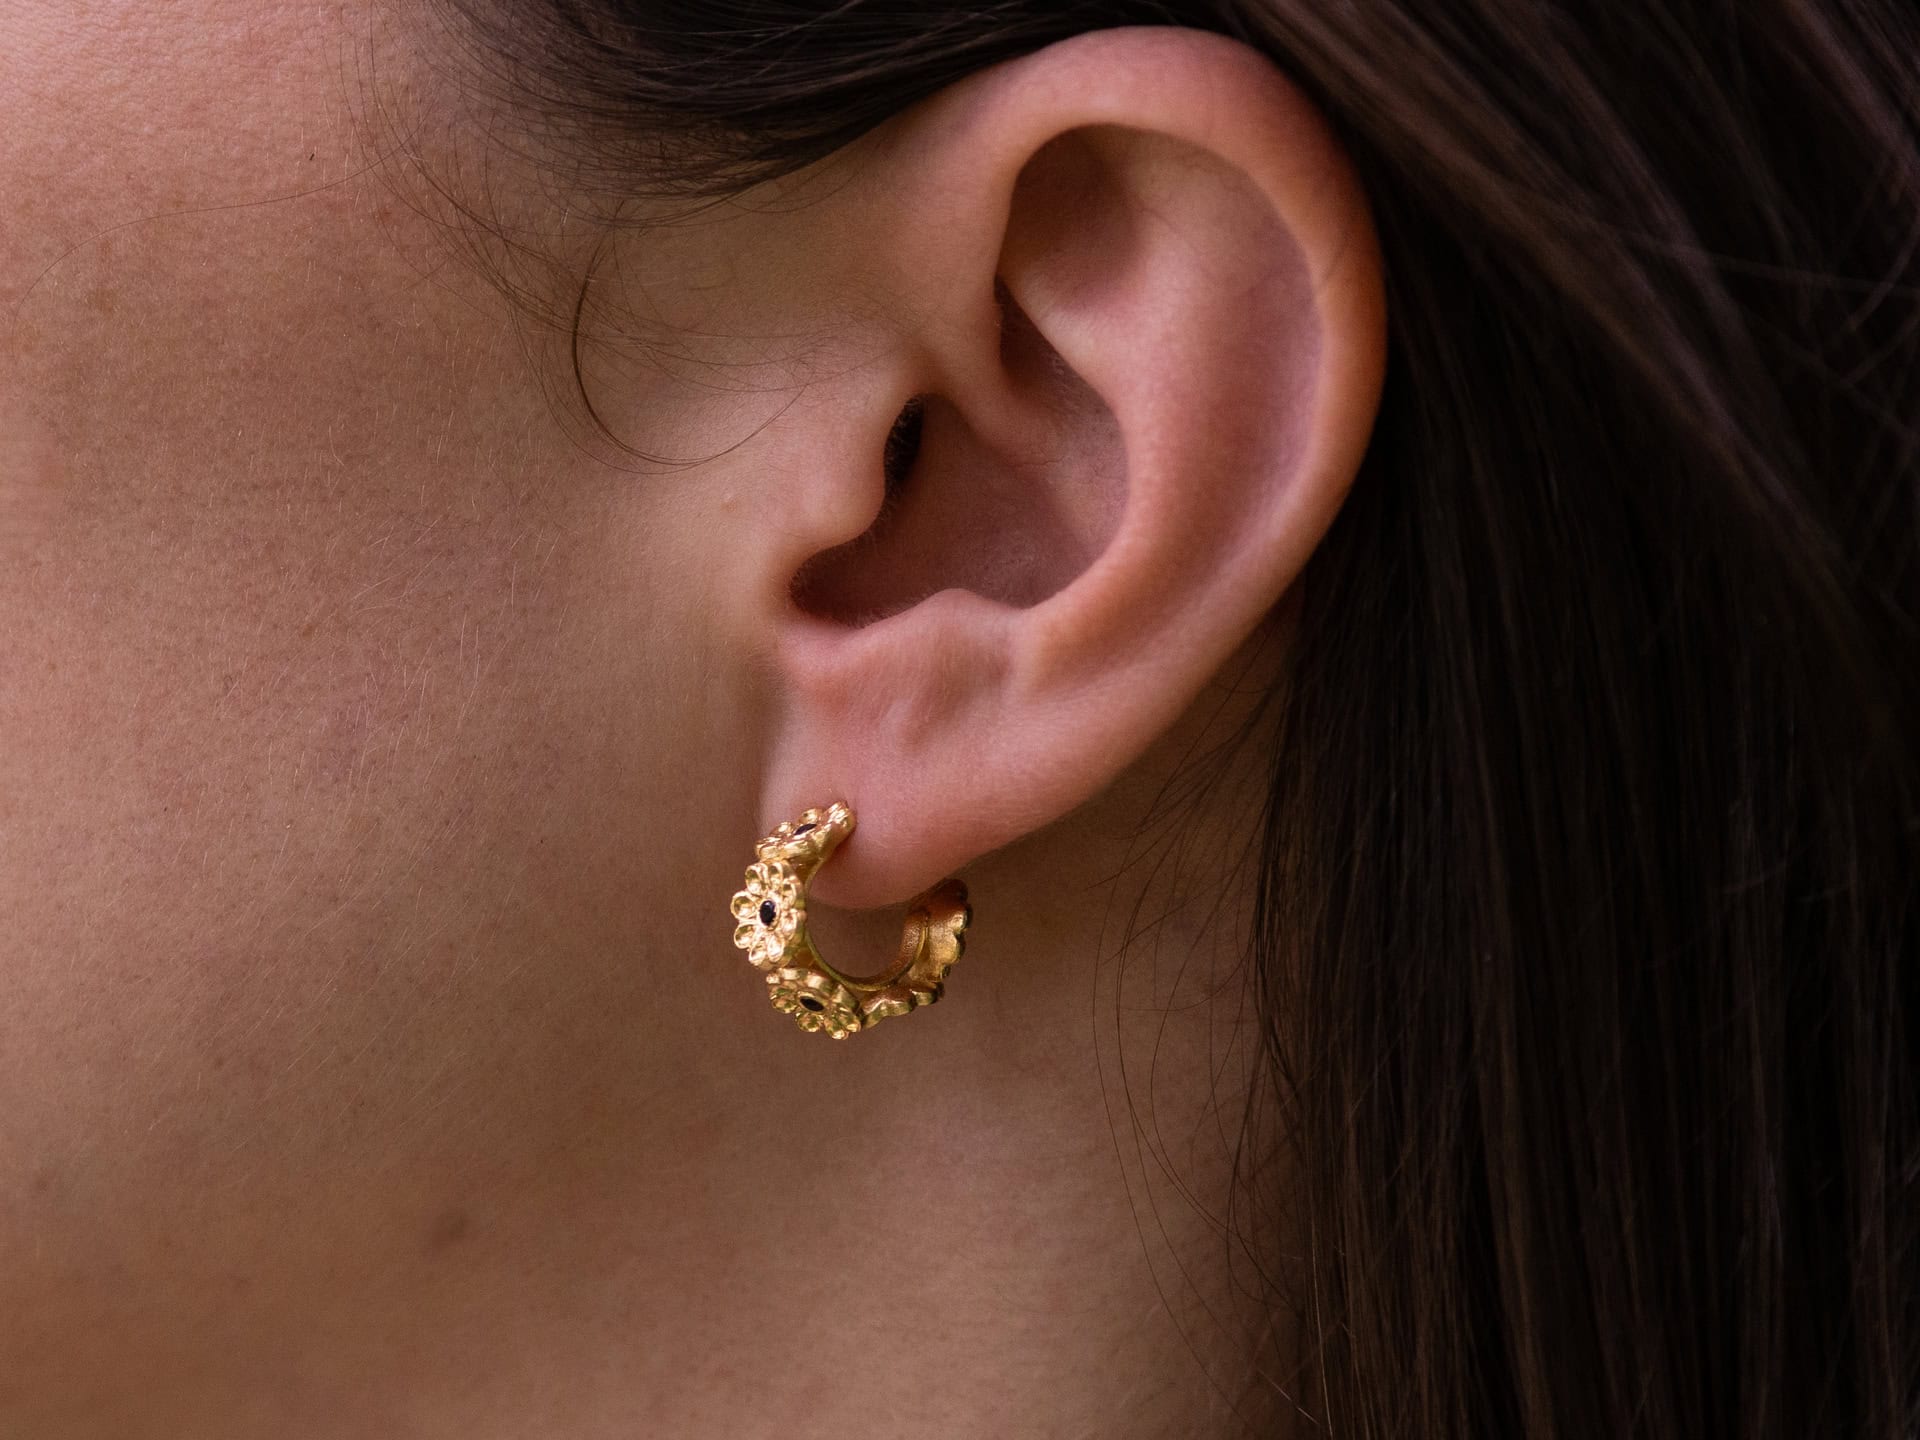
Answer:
[729,802,971,1038]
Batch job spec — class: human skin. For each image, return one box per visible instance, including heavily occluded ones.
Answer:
[0,4,1383,1436]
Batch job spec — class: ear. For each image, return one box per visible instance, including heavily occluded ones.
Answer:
[756,26,1385,906]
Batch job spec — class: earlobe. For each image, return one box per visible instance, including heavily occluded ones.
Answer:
[755,26,1386,907]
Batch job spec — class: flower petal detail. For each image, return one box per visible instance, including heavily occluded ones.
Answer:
[766,966,863,1038]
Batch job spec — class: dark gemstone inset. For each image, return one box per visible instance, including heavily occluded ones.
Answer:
[799,995,825,1012]
[758,899,777,926]
[792,822,816,836]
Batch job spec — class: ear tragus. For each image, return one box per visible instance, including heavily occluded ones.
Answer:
[790,279,1122,624]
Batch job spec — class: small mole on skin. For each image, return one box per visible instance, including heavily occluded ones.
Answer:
[427,1206,471,1252]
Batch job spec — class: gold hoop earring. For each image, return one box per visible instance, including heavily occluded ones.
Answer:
[728,801,970,1039]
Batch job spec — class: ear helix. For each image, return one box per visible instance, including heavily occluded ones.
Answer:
[728,802,971,1039]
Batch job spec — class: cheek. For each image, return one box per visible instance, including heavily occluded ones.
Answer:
[0,464,754,1368]
[0,0,775,1404]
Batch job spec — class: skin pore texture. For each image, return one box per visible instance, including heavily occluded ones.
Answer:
[0,4,1383,1437]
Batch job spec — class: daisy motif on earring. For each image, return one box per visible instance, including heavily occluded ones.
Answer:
[730,858,804,971]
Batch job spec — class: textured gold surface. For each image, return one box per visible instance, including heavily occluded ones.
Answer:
[729,802,970,1039]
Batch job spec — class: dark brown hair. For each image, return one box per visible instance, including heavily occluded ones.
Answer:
[429,2,1920,1434]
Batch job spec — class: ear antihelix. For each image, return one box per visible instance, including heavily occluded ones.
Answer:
[727,801,972,1039]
